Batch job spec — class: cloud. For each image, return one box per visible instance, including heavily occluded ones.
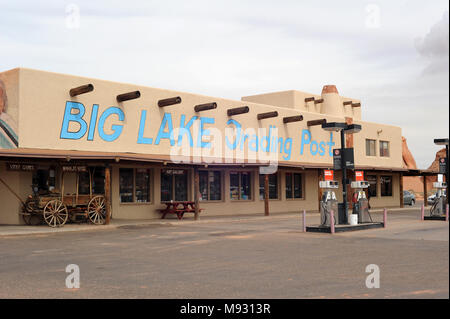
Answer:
[0,1,448,168]
[415,11,449,75]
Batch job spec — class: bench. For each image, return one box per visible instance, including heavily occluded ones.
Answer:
[158,201,204,220]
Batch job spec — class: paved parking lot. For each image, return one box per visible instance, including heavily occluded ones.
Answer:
[0,209,448,298]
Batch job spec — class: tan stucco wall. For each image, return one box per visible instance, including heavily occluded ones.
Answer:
[0,162,31,224]
[0,67,402,170]
[0,67,405,224]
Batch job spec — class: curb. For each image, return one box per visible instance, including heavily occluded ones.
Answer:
[0,208,428,237]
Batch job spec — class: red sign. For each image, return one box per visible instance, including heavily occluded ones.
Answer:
[324,170,334,181]
[355,171,364,181]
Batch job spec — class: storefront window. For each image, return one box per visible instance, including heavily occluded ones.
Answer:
[286,172,303,199]
[366,139,376,156]
[380,141,390,157]
[78,171,91,195]
[161,169,188,202]
[367,175,377,197]
[120,168,151,203]
[380,175,392,196]
[92,167,105,194]
[32,168,56,194]
[119,168,134,203]
[78,167,105,195]
[259,173,278,199]
[230,171,252,200]
[135,168,150,202]
[199,171,222,201]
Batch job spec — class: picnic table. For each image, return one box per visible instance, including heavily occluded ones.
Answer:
[158,201,203,220]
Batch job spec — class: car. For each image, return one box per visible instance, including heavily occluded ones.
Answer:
[428,189,447,205]
[403,190,416,206]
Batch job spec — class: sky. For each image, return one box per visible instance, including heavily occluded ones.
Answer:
[0,0,448,168]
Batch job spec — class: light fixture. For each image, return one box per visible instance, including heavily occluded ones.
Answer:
[344,124,362,134]
[434,138,449,146]
[321,122,346,132]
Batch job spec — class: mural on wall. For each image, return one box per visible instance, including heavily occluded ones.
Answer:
[0,78,18,148]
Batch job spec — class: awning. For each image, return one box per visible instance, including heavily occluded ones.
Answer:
[0,147,430,173]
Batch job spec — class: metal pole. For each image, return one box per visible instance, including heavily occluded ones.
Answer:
[302,210,306,232]
[423,175,428,207]
[421,203,424,221]
[446,204,449,222]
[341,129,348,224]
[383,208,387,228]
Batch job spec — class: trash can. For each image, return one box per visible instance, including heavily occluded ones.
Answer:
[349,214,358,225]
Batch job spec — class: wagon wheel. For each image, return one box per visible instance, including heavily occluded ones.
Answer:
[22,213,43,226]
[43,199,68,227]
[88,195,106,225]
[22,199,42,225]
[22,199,34,225]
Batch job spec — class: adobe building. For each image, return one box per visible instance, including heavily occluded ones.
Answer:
[0,68,436,225]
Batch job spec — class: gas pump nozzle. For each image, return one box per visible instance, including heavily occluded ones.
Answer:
[351,180,372,223]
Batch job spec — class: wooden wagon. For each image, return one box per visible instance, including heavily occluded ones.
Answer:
[20,167,106,227]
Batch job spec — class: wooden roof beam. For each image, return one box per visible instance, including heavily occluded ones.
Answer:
[69,84,94,97]
[227,106,249,116]
[117,91,141,103]
[257,111,278,120]
[158,96,182,107]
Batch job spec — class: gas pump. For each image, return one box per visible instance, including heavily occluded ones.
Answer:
[351,180,372,223]
[430,181,447,216]
[319,180,339,226]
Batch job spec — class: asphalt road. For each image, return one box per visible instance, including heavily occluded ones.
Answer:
[0,209,448,299]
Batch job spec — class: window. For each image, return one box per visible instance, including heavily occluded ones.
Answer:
[78,170,91,195]
[380,175,392,196]
[78,167,105,195]
[259,173,278,199]
[135,168,151,202]
[285,172,303,199]
[32,167,56,194]
[366,139,376,156]
[367,175,377,197]
[230,171,252,200]
[119,168,134,203]
[380,141,390,157]
[119,168,151,203]
[91,167,105,194]
[161,169,188,202]
[199,171,222,201]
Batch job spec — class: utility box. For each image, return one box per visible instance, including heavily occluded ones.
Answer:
[338,203,349,224]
